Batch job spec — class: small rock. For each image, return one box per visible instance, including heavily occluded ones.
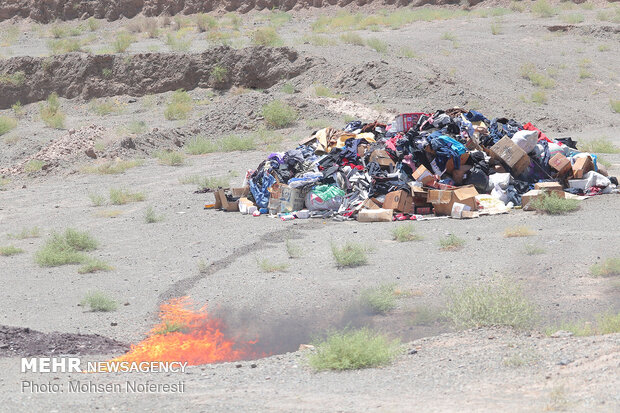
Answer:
[408,349,418,355]
[84,148,97,159]
[557,359,572,366]
[235,363,242,368]
[128,98,137,103]
[110,322,117,326]
[250,364,257,368]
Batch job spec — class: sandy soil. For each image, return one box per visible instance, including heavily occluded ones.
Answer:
[0,2,619,411]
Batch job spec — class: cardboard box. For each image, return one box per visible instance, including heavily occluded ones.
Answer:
[268,197,281,214]
[362,198,381,210]
[393,113,427,132]
[428,185,479,216]
[369,150,395,168]
[231,187,250,198]
[412,165,436,185]
[534,182,565,195]
[548,153,571,176]
[450,164,472,185]
[214,189,239,212]
[383,190,413,213]
[279,185,306,213]
[521,189,566,209]
[489,136,530,176]
[357,208,393,222]
[572,155,593,179]
[445,153,470,174]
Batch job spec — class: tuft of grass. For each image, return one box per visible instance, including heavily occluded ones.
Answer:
[398,46,416,58]
[504,225,535,238]
[524,243,545,255]
[185,136,218,154]
[165,30,192,52]
[597,8,620,23]
[531,0,557,17]
[340,32,365,46]
[220,135,256,152]
[285,239,303,259]
[443,278,536,330]
[302,34,338,46]
[78,258,113,274]
[611,99,620,114]
[529,193,579,215]
[155,150,185,166]
[520,63,555,89]
[144,206,163,223]
[0,116,17,136]
[391,224,422,242]
[590,258,620,277]
[153,321,187,335]
[262,100,297,129]
[24,160,46,173]
[548,312,620,336]
[561,13,584,24]
[90,99,124,116]
[94,209,123,218]
[281,83,295,94]
[531,89,548,105]
[109,188,146,205]
[35,229,97,267]
[251,27,282,46]
[258,258,289,273]
[112,32,135,53]
[81,291,117,312]
[314,84,338,98]
[332,242,368,268]
[308,328,400,371]
[439,234,465,251]
[8,227,40,240]
[197,260,208,274]
[180,175,229,191]
[89,193,107,206]
[267,10,292,27]
[306,119,331,130]
[490,21,502,35]
[360,284,397,315]
[40,93,65,129]
[81,159,143,175]
[164,89,193,120]
[579,68,591,80]
[366,37,387,53]
[578,137,619,154]
[87,17,100,31]
[47,38,82,54]
[0,245,24,256]
[441,32,457,41]
[195,13,218,32]
[0,71,26,86]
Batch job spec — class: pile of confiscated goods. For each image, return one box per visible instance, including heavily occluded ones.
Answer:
[209,108,618,222]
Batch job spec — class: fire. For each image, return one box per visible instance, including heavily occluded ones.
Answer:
[113,297,261,365]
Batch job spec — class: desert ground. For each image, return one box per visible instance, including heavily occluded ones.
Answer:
[0,0,619,411]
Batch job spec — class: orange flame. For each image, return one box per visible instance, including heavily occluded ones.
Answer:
[113,297,262,365]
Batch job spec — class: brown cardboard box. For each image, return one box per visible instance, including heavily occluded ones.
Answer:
[231,187,250,198]
[214,189,240,212]
[489,136,530,176]
[521,189,566,210]
[534,182,564,193]
[383,190,413,213]
[412,165,436,185]
[548,153,571,176]
[369,150,395,168]
[428,185,479,216]
[445,153,470,174]
[357,208,393,222]
[279,185,306,213]
[362,198,381,210]
[572,156,594,179]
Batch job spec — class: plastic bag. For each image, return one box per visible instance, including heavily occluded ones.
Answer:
[511,130,538,154]
[305,185,345,211]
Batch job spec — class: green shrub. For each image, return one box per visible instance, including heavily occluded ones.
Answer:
[578,138,619,154]
[590,258,620,277]
[360,284,397,315]
[504,225,534,237]
[331,242,367,268]
[443,278,536,329]
[195,13,218,32]
[251,27,282,46]
[285,239,303,259]
[154,321,187,335]
[439,234,465,251]
[391,224,422,242]
[90,99,123,116]
[210,64,228,84]
[50,25,67,38]
[145,206,163,223]
[314,84,338,98]
[548,312,620,336]
[398,46,416,58]
[81,291,117,312]
[24,160,45,172]
[40,93,65,129]
[88,193,106,206]
[524,243,545,255]
[532,0,557,17]
[185,136,218,154]
[0,71,25,86]
[262,100,297,129]
[81,159,143,174]
[78,259,113,274]
[35,229,97,267]
[109,188,146,205]
[0,245,24,256]
[529,193,579,215]
[166,30,192,51]
[8,227,40,239]
[340,32,365,46]
[112,32,135,53]
[302,34,338,46]
[47,38,82,54]
[155,150,185,166]
[0,116,17,135]
[611,99,620,114]
[366,37,387,53]
[308,328,400,371]
[281,83,295,94]
[520,63,556,89]
[164,89,193,120]
[561,13,584,24]
[87,17,100,31]
[531,90,548,105]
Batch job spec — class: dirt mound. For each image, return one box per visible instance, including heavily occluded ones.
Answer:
[0,47,312,109]
[0,325,129,357]
[0,0,473,23]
